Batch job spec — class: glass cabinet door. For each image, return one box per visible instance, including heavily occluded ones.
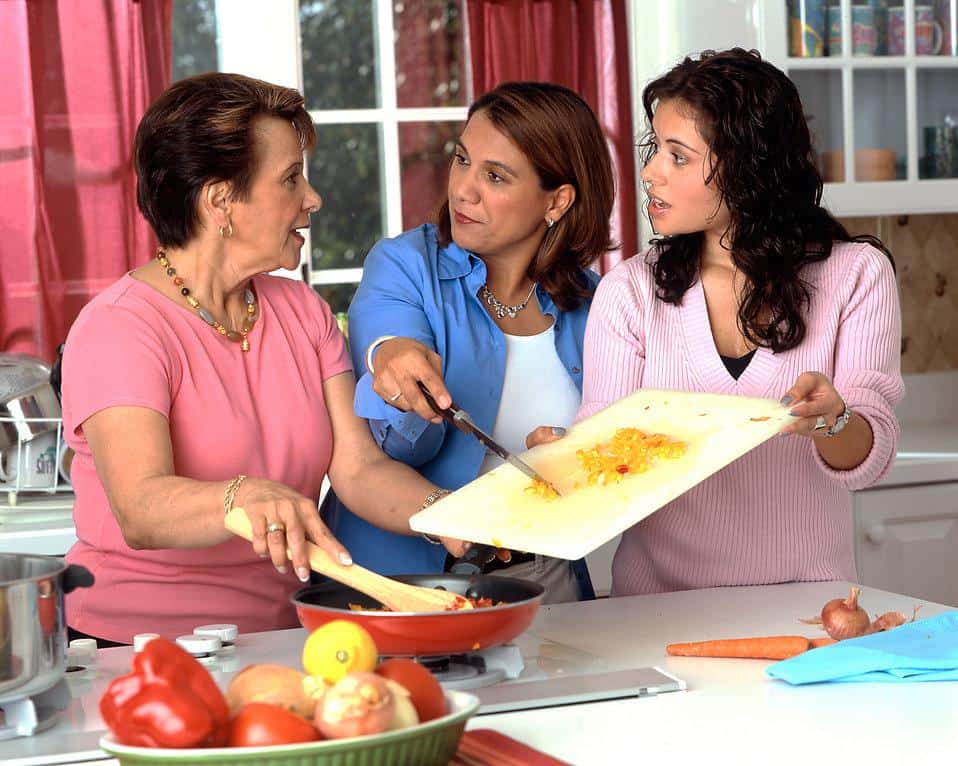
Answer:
[791,70,845,177]
[772,0,958,214]
[853,69,907,180]
[917,68,958,178]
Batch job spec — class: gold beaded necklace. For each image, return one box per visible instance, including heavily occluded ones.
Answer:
[157,249,258,352]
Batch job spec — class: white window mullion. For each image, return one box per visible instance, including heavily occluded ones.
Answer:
[375,0,403,237]
[310,268,365,285]
[308,107,468,125]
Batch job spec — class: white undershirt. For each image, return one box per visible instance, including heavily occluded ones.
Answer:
[478,323,581,476]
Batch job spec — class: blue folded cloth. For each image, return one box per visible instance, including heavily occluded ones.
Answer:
[767,611,958,684]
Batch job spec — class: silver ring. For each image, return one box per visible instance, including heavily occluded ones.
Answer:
[266,521,285,534]
[812,415,828,431]
[389,391,403,402]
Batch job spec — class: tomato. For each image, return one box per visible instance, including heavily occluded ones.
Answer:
[228,702,320,747]
[374,658,446,722]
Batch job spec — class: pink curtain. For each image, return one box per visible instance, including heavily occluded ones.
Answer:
[0,0,172,364]
[465,0,637,273]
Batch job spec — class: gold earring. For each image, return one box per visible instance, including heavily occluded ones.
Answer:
[219,219,233,239]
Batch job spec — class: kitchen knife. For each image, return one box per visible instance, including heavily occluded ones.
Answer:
[416,381,563,496]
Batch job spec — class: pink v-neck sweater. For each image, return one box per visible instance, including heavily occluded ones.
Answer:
[579,242,903,596]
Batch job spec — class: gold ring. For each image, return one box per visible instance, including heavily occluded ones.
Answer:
[266,521,285,534]
[389,391,403,402]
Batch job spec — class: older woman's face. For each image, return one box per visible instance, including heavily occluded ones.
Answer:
[229,116,320,272]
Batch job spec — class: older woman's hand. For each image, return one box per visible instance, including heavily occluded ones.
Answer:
[233,477,351,581]
[371,337,450,424]
[779,372,847,438]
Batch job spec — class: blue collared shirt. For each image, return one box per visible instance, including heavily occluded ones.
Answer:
[324,224,597,589]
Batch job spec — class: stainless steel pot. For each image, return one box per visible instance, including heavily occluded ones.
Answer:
[0,381,61,450]
[0,555,94,702]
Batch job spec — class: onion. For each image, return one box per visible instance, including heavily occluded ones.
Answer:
[382,679,419,730]
[866,611,908,634]
[821,587,870,640]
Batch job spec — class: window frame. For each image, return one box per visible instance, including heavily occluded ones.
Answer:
[212,0,469,296]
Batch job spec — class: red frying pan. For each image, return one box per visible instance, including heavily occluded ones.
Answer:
[291,574,544,656]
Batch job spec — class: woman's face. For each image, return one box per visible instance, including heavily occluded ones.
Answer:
[447,110,555,261]
[228,116,321,273]
[639,99,730,240]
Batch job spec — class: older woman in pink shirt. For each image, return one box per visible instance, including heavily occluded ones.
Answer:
[575,49,903,596]
[61,73,463,645]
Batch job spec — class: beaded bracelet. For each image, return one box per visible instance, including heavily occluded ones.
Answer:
[418,487,451,544]
[223,475,248,516]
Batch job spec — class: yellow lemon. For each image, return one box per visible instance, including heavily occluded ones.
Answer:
[302,620,378,683]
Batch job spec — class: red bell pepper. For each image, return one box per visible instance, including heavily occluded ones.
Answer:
[100,637,229,748]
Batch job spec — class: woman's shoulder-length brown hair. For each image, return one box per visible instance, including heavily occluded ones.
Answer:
[437,81,615,311]
[133,72,316,248]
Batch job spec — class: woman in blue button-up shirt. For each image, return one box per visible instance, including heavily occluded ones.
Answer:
[323,82,615,602]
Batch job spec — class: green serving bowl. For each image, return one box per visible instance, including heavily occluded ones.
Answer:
[99,689,479,766]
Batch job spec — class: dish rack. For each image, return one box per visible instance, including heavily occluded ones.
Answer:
[0,415,73,505]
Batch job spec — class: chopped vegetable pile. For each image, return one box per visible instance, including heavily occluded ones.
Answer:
[525,427,688,499]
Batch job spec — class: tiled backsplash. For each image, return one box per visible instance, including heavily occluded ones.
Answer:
[840,213,958,373]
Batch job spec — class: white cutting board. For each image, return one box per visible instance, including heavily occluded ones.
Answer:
[409,389,792,560]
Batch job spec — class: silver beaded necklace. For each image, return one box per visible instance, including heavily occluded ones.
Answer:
[479,282,538,319]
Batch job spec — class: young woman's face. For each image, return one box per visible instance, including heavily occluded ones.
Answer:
[229,116,321,273]
[639,99,730,240]
[447,110,554,260]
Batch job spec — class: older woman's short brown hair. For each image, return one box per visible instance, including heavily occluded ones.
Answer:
[134,72,316,247]
[437,81,615,311]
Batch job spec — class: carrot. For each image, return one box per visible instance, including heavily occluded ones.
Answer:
[809,637,836,649]
[666,635,813,660]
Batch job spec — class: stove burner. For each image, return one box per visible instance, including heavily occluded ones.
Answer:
[383,644,524,690]
[0,679,70,740]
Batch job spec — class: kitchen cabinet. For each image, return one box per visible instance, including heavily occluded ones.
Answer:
[626,1,958,234]
[765,0,958,216]
[854,481,958,606]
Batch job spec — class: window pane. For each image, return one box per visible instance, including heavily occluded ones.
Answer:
[300,0,377,109]
[395,0,468,107]
[309,124,384,271]
[399,121,461,229]
[790,70,844,181]
[172,0,219,80]
[314,284,359,323]
[918,69,958,179]
[853,69,906,180]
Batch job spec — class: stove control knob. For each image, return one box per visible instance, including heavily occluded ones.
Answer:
[176,633,222,657]
[133,633,161,653]
[68,638,98,664]
[193,623,238,642]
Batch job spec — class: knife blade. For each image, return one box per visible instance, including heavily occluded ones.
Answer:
[416,381,562,496]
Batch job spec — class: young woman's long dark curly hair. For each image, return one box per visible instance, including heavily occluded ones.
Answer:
[640,48,893,353]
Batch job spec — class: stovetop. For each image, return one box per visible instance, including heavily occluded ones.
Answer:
[0,617,611,763]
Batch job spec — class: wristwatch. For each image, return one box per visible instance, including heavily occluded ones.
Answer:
[824,399,851,438]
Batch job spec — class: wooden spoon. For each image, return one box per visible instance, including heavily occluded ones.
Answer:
[225,508,472,612]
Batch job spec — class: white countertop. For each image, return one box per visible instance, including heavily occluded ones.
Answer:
[0,581,954,765]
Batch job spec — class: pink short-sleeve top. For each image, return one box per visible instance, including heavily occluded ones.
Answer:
[62,273,351,643]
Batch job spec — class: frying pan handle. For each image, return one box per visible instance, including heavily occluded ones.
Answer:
[448,543,497,577]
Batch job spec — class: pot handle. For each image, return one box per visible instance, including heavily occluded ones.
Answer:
[62,564,94,593]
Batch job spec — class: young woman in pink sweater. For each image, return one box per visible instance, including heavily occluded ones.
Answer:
[580,49,903,596]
